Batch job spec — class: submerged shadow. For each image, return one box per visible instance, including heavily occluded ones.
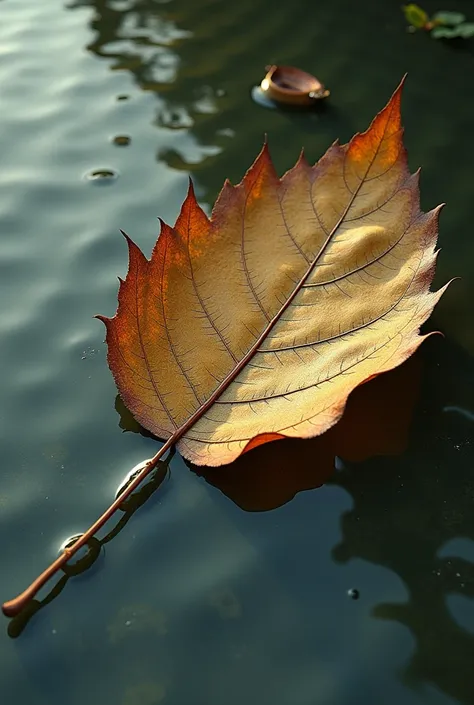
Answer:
[192,336,474,704]
[329,336,474,704]
[94,337,474,703]
[118,335,474,702]
[190,354,422,511]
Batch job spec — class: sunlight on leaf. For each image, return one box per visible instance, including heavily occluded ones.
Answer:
[99,78,448,467]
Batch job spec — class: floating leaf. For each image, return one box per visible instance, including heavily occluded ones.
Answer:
[402,4,429,28]
[432,22,474,38]
[99,78,448,467]
[432,10,466,26]
[431,25,460,38]
[1,78,452,621]
[456,22,474,37]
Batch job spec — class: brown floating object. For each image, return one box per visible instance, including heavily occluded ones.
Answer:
[260,64,330,106]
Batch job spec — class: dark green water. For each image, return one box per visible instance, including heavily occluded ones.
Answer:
[1,0,474,703]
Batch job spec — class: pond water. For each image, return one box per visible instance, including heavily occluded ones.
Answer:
[1,0,474,703]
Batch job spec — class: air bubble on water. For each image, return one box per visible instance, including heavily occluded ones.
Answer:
[58,533,102,575]
[115,459,153,502]
[250,86,278,110]
[59,533,83,553]
[58,533,89,566]
[84,168,119,184]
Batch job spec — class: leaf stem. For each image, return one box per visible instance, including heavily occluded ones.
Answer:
[1,435,176,618]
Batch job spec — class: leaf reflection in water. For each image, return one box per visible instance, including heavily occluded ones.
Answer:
[330,337,474,704]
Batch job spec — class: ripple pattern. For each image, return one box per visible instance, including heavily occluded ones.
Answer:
[1,1,474,704]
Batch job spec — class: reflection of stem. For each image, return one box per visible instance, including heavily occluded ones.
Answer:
[6,453,173,636]
[2,442,175,619]
[7,575,69,639]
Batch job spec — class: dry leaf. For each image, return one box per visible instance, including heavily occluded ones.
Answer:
[98,79,448,466]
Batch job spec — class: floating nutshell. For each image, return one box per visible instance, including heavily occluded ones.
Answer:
[260,64,330,106]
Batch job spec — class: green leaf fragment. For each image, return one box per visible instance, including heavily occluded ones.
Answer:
[431,26,460,38]
[431,22,474,39]
[457,22,474,37]
[402,4,429,28]
[433,11,466,26]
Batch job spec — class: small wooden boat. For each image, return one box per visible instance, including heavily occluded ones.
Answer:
[260,65,330,106]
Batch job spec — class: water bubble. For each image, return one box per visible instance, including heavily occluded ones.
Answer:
[112,135,131,147]
[347,588,360,600]
[115,457,170,513]
[58,533,102,576]
[159,106,193,129]
[217,127,235,138]
[84,168,119,184]
[59,533,84,553]
[115,459,153,503]
[250,85,278,110]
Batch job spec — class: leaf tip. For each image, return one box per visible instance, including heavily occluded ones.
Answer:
[94,313,110,327]
[186,176,196,199]
[296,147,309,167]
[389,73,407,112]
[257,139,272,166]
[428,203,446,229]
[120,229,146,263]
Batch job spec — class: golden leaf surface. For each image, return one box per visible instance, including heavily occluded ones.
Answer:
[99,80,447,466]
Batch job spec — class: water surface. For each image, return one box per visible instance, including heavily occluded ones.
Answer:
[1,0,473,703]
